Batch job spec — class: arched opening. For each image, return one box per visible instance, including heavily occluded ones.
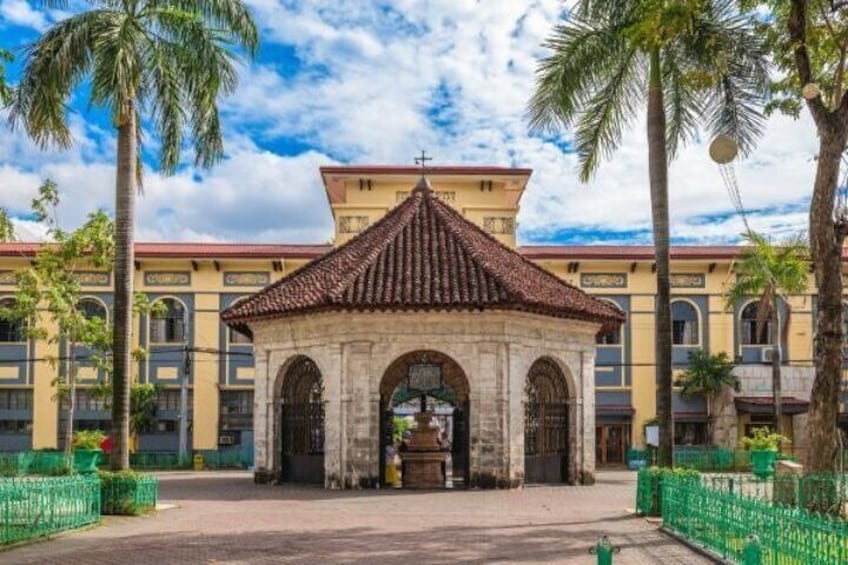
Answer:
[671,299,700,346]
[278,356,324,484]
[378,350,470,489]
[524,357,570,483]
[740,301,773,346]
[149,297,187,344]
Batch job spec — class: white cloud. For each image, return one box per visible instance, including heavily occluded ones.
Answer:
[0,0,48,31]
[0,1,825,245]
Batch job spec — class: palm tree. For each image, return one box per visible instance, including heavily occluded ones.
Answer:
[0,49,12,107]
[528,0,767,466]
[10,1,258,469]
[725,232,808,436]
[678,349,738,443]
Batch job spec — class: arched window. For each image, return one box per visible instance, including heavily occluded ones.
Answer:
[671,300,699,345]
[78,298,107,321]
[595,299,622,345]
[740,302,772,345]
[0,299,25,343]
[150,298,186,344]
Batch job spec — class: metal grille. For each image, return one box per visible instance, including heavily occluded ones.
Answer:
[524,359,568,457]
[281,358,324,456]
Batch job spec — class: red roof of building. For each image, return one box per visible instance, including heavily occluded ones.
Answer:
[0,242,331,259]
[519,245,745,260]
[320,165,533,177]
[221,179,625,333]
[0,241,843,261]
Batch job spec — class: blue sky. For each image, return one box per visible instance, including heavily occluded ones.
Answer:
[0,0,820,245]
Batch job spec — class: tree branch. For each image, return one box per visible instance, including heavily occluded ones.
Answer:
[790,0,829,125]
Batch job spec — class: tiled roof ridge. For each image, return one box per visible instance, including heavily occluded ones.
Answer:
[227,190,423,316]
[426,194,608,312]
[325,191,425,302]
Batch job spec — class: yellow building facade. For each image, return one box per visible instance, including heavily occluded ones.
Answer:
[0,165,837,464]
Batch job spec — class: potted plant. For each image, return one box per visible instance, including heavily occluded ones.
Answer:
[72,430,106,474]
[740,427,789,479]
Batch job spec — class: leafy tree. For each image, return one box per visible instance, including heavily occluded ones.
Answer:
[738,0,848,473]
[725,232,809,436]
[10,1,258,469]
[528,0,768,466]
[0,208,16,242]
[1,180,114,462]
[677,349,738,443]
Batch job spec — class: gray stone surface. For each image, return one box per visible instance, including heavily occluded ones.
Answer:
[4,470,714,564]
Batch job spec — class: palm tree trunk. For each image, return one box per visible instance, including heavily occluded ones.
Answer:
[647,47,673,467]
[771,298,783,438]
[807,123,847,473]
[111,106,137,470]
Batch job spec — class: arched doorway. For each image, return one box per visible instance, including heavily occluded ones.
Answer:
[524,358,570,483]
[279,356,324,484]
[378,350,470,488]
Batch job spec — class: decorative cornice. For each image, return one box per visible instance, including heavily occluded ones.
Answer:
[223,272,271,287]
[74,271,111,287]
[482,216,515,235]
[338,216,370,234]
[670,273,705,288]
[144,271,191,286]
[581,273,627,288]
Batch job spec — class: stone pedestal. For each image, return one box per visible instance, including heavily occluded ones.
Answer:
[774,459,804,506]
[400,411,448,488]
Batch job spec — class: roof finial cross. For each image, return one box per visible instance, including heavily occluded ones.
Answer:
[414,150,432,169]
[413,150,433,192]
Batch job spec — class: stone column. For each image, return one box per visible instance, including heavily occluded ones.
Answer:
[322,345,343,489]
[579,349,596,485]
[340,341,374,488]
[506,344,528,486]
[473,342,507,488]
[252,349,272,483]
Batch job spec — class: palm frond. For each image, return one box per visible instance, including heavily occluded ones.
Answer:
[661,46,702,161]
[527,13,637,137]
[9,9,111,147]
[686,0,769,155]
[573,47,644,182]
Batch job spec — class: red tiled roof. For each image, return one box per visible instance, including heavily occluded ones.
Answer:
[320,165,532,177]
[0,242,331,259]
[519,245,745,260]
[221,180,625,332]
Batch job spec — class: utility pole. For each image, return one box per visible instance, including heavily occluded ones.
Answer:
[179,309,190,464]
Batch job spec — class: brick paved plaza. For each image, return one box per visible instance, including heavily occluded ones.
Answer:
[3,471,712,564]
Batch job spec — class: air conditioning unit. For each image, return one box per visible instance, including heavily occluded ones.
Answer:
[218,434,234,446]
[760,347,776,364]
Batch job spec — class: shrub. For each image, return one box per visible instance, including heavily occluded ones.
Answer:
[99,470,158,515]
[72,430,106,450]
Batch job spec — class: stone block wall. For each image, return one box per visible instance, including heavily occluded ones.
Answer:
[248,311,599,489]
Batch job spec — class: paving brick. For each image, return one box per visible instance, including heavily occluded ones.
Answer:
[4,470,713,564]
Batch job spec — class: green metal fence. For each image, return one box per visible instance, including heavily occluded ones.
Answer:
[0,451,71,476]
[197,449,253,470]
[128,451,191,470]
[662,473,848,564]
[0,476,100,545]
[100,473,158,515]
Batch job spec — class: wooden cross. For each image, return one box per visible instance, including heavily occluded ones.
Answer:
[414,150,433,168]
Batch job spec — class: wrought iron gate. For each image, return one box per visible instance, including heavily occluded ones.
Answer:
[524,359,569,483]
[280,357,325,483]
